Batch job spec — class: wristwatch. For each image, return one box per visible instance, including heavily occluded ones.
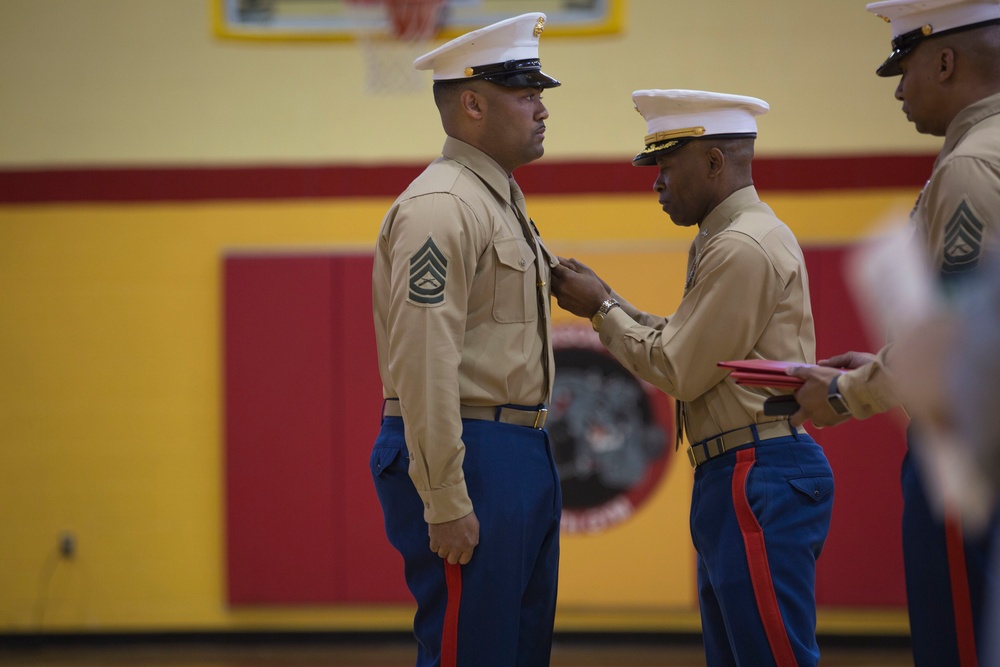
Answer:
[827,374,851,417]
[591,298,620,332]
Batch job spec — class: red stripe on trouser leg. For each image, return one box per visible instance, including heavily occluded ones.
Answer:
[732,448,798,667]
[944,509,978,667]
[441,562,462,667]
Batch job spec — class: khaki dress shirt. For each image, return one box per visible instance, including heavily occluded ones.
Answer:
[597,186,816,445]
[839,91,1000,418]
[373,137,557,524]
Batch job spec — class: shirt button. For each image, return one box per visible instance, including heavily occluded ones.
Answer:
[519,258,526,267]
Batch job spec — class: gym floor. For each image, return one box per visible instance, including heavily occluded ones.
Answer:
[0,634,915,667]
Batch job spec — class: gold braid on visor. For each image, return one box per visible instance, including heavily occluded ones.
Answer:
[637,126,706,157]
[644,126,706,145]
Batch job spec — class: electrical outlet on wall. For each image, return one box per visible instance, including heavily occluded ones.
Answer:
[58,531,76,559]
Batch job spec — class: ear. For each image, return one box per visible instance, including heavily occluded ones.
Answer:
[938,47,956,81]
[459,89,485,121]
[706,146,726,178]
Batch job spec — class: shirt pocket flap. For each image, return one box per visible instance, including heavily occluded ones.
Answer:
[494,237,533,272]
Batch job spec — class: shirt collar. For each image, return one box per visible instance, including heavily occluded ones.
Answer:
[694,185,762,252]
[442,136,517,208]
[941,91,1000,160]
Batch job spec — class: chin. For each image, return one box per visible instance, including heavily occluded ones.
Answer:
[913,120,945,137]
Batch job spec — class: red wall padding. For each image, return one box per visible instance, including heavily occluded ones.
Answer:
[224,249,908,608]
[807,248,908,607]
[224,253,409,604]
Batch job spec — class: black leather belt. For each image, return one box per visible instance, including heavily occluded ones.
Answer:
[687,420,799,468]
[382,400,548,429]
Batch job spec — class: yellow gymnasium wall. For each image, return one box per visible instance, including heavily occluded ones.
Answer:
[1,190,917,633]
[1,0,930,635]
[1,0,941,165]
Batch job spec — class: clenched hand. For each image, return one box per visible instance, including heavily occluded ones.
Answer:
[428,511,479,565]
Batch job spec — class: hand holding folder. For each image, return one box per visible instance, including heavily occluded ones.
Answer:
[717,359,847,416]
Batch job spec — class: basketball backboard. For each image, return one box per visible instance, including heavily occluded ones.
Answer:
[213,0,625,41]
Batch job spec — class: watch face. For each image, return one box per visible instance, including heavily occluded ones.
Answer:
[827,375,849,416]
[828,394,850,416]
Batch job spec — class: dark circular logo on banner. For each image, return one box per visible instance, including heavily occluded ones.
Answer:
[548,325,674,534]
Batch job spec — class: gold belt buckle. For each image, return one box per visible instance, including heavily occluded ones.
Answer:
[533,408,548,429]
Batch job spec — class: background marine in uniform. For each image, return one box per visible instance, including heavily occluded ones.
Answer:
[788,1,1000,663]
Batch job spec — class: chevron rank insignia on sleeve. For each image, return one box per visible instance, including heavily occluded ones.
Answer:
[408,236,448,305]
[942,198,984,277]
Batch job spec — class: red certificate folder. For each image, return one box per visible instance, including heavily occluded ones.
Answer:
[717,359,841,389]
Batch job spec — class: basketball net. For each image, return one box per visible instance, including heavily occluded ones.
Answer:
[345,0,446,94]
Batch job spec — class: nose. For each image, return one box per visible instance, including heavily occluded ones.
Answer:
[653,173,665,193]
[536,100,549,120]
[894,78,904,101]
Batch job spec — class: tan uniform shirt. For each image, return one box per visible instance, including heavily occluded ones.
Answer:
[839,91,1000,418]
[372,137,557,524]
[598,186,816,445]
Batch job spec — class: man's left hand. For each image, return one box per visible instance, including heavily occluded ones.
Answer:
[786,365,851,428]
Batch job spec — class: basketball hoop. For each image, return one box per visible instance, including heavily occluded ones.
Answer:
[345,0,447,94]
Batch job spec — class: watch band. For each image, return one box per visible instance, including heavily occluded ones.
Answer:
[827,374,851,417]
[591,298,620,332]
